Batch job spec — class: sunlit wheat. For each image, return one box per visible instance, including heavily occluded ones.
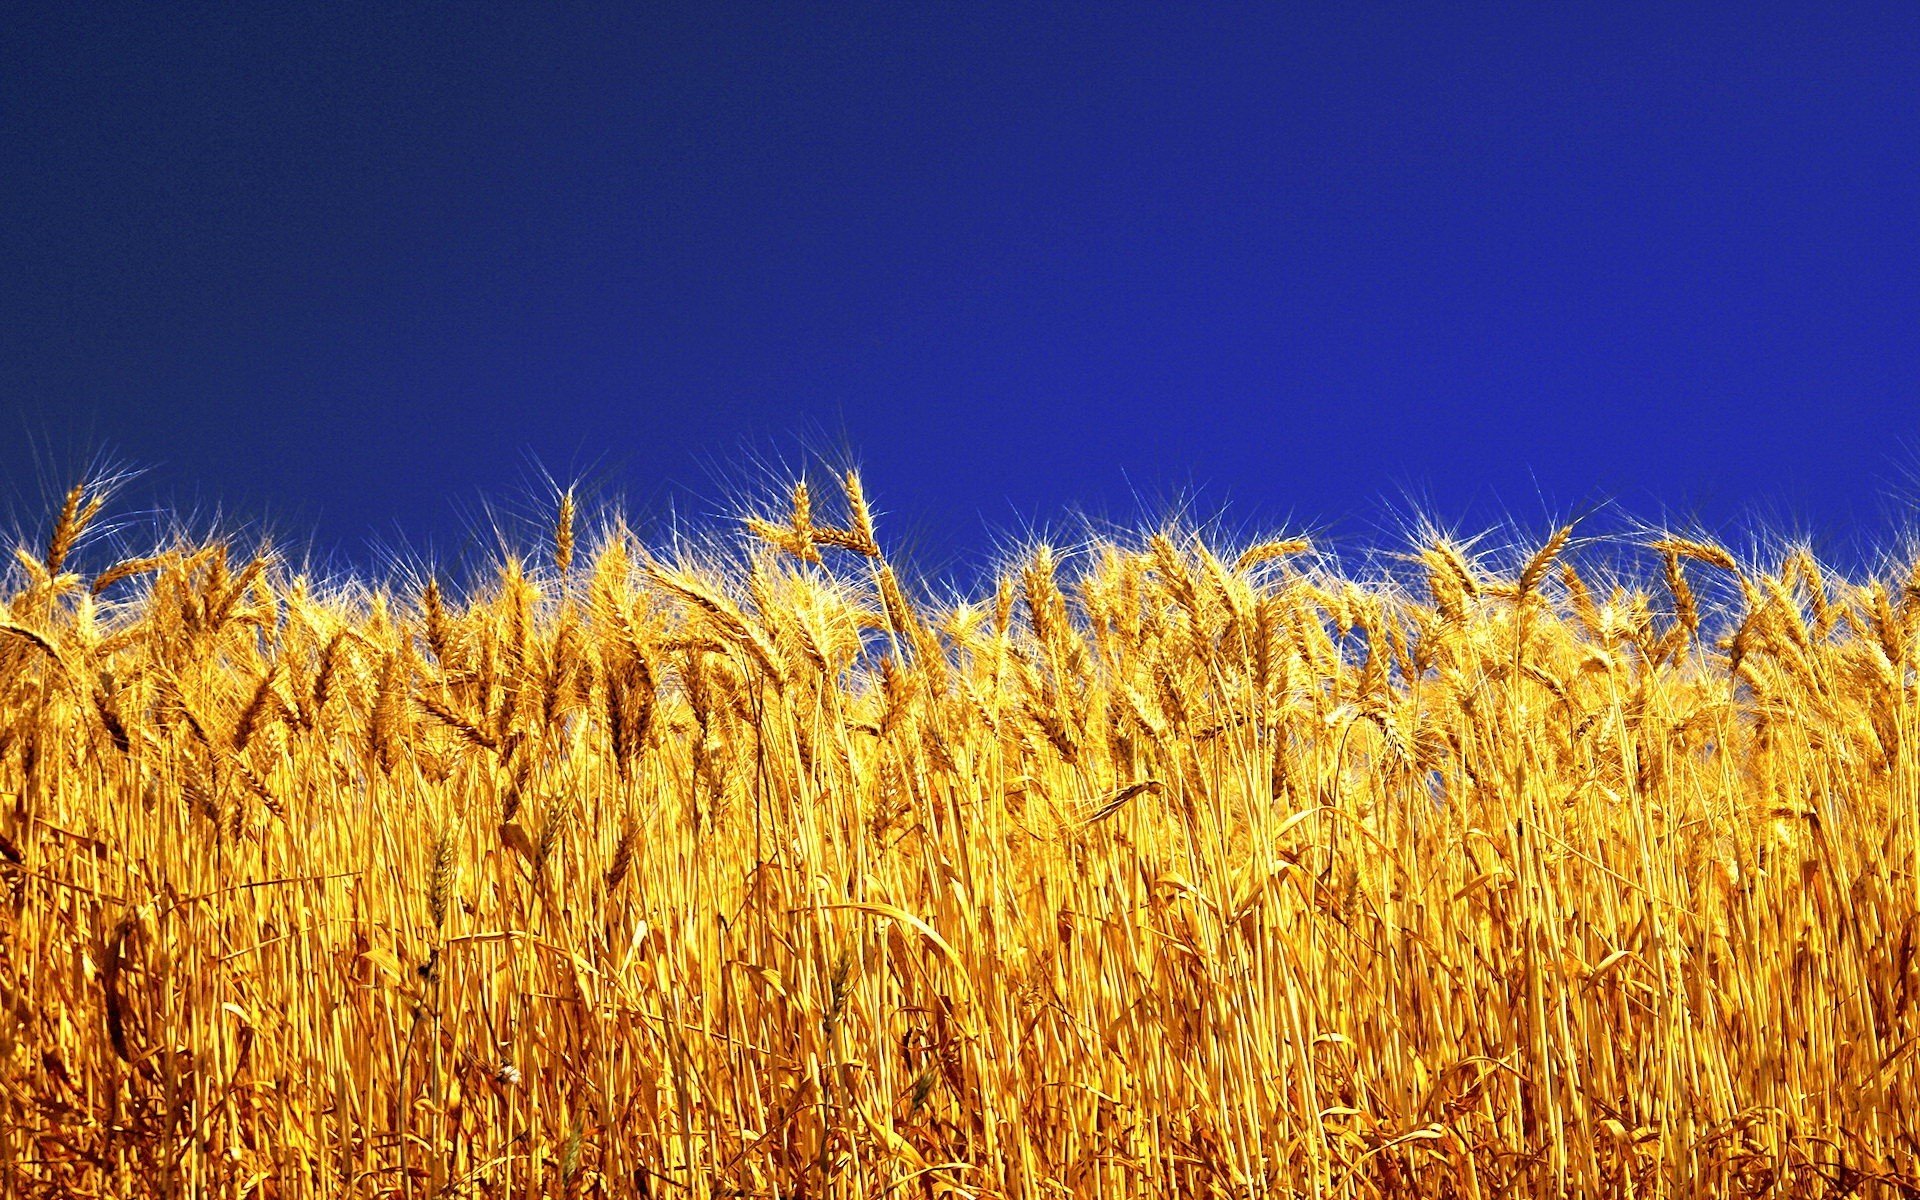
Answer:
[1,474,1916,1197]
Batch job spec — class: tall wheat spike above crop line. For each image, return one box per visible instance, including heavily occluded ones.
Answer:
[1,473,1917,1198]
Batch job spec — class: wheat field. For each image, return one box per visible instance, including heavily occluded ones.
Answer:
[1,473,1916,1198]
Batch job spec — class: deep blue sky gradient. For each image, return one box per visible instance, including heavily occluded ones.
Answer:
[4,4,1918,577]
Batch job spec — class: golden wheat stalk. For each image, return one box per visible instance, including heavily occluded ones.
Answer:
[1,472,1912,1200]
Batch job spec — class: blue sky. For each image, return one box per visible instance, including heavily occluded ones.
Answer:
[4,4,1917,577]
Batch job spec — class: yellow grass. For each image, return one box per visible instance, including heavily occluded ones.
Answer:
[2,474,1917,1197]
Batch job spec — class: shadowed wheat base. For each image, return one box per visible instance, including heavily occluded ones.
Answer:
[2,475,1917,1198]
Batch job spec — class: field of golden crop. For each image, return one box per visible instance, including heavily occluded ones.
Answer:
[2,473,1917,1198]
